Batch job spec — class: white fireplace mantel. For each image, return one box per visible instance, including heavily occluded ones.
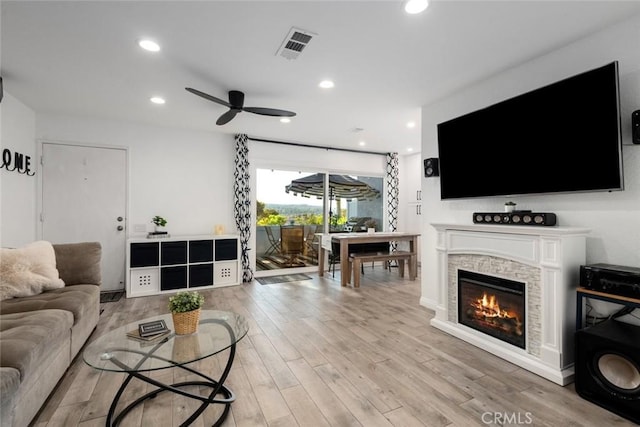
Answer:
[430,223,590,385]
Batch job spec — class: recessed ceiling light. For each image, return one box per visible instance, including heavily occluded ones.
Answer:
[359,141,366,146]
[406,121,416,128]
[280,118,291,123]
[404,0,429,14]
[407,147,414,152]
[138,39,160,52]
[319,80,335,89]
[150,97,165,104]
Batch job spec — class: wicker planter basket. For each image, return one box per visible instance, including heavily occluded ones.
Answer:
[172,307,201,335]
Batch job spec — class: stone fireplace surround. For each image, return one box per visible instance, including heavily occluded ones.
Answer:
[431,223,589,385]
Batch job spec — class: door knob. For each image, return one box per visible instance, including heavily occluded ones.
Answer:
[117,216,123,222]
[117,225,124,231]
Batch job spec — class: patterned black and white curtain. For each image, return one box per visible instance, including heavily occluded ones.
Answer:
[234,134,253,282]
[386,152,399,251]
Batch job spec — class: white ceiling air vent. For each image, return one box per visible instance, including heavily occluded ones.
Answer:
[276,27,316,60]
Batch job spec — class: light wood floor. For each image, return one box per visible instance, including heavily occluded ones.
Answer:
[32,268,635,427]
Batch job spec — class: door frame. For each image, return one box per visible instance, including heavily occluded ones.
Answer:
[36,139,130,281]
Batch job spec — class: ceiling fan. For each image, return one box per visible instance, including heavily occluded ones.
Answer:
[185,88,296,125]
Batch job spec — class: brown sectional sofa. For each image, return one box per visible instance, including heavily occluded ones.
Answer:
[0,242,102,427]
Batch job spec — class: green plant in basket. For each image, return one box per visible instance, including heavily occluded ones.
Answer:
[168,291,204,313]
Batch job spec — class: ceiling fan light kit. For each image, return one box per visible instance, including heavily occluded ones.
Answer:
[138,39,160,52]
[185,88,296,125]
[404,0,429,14]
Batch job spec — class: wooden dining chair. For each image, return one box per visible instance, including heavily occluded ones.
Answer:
[329,240,341,277]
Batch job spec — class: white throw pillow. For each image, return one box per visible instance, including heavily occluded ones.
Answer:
[0,241,65,301]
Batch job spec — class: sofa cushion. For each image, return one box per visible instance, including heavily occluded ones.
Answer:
[0,367,20,426]
[53,242,102,286]
[0,310,73,377]
[0,241,65,301]
[0,366,20,397]
[0,285,99,326]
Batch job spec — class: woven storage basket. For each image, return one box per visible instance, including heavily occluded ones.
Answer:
[172,307,201,335]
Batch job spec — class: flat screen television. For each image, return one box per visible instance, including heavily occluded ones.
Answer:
[436,61,623,200]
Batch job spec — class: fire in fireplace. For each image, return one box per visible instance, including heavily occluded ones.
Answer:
[458,270,526,349]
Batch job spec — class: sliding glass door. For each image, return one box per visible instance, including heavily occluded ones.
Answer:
[255,169,324,274]
[255,168,384,277]
[328,174,383,233]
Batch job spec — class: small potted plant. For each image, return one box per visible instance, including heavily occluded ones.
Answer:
[168,291,204,335]
[152,215,167,232]
[364,219,377,233]
[504,201,517,213]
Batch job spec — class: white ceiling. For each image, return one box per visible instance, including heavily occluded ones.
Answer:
[3,1,640,155]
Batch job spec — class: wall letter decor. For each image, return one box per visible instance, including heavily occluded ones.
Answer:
[1,148,36,176]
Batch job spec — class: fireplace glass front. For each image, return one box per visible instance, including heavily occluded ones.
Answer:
[458,270,526,349]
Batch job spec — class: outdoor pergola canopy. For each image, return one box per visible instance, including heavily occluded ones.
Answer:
[284,173,381,201]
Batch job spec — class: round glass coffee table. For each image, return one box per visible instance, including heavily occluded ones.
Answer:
[83,310,249,426]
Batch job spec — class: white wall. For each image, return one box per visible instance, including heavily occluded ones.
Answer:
[31,120,392,245]
[249,140,387,176]
[36,114,237,238]
[420,15,640,308]
[3,103,394,277]
[0,93,37,247]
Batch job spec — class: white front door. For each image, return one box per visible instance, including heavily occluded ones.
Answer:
[41,142,127,291]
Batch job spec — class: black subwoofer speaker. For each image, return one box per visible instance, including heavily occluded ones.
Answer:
[424,158,439,177]
[575,319,640,424]
[633,110,640,145]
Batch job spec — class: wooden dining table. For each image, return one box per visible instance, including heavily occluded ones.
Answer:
[317,232,420,286]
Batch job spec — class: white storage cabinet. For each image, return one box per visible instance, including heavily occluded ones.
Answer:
[126,235,240,298]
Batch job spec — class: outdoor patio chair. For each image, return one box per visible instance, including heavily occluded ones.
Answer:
[304,225,318,258]
[280,225,305,266]
[265,226,281,256]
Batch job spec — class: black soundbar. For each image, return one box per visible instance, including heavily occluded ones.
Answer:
[472,211,557,226]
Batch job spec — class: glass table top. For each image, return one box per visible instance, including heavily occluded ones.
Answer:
[83,310,249,372]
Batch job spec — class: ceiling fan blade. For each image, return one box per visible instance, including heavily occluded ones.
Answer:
[243,107,296,117]
[216,109,239,125]
[185,87,231,108]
